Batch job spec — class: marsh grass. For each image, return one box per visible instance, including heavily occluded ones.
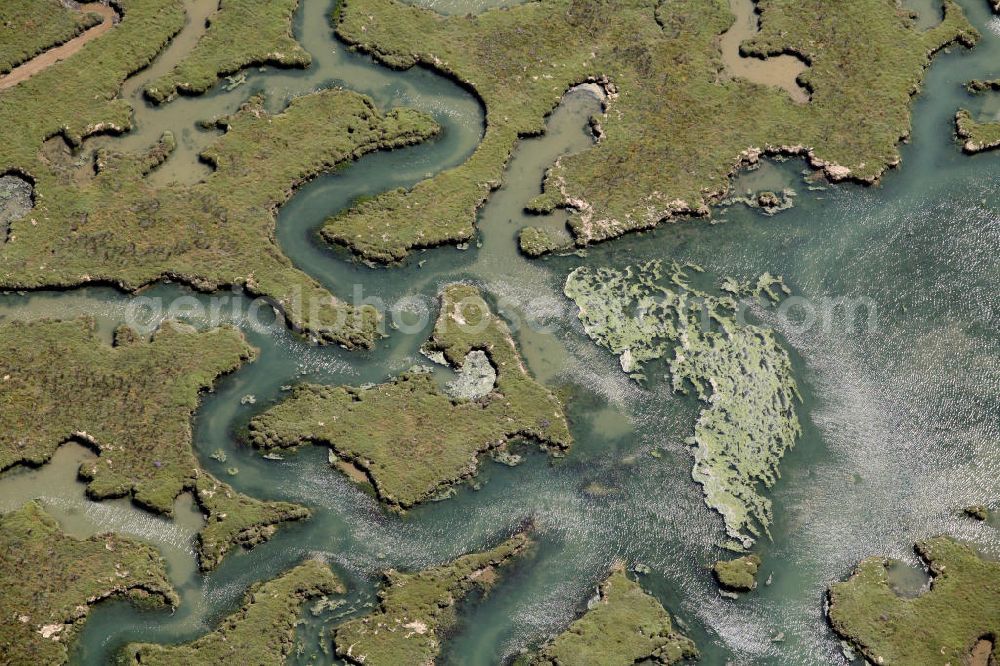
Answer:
[324,0,977,260]
[143,0,311,103]
[332,533,531,665]
[0,0,102,75]
[828,537,1000,665]
[0,501,176,664]
[0,318,308,570]
[127,558,344,664]
[247,283,572,508]
[523,566,697,665]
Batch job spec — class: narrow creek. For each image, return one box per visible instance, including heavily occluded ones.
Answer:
[0,0,997,664]
[718,0,810,103]
[0,2,119,92]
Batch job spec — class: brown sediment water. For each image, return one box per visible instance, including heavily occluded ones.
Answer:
[885,559,931,598]
[718,0,809,104]
[904,0,945,31]
[334,458,372,486]
[0,3,118,92]
[0,442,203,586]
[90,0,220,185]
[119,0,217,101]
[969,638,994,666]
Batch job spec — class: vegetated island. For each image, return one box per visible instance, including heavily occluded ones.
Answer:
[0,501,177,665]
[143,0,310,103]
[332,532,531,665]
[964,504,990,521]
[956,72,1000,154]
[828,536,1000,665]
[564,261,800,549]
[1,88,438,347]
[247,283,571,509]
[966,79,1000,93]
[0,0,102,75]
[322,0,977,261]
[126,558,344,664]
[0,318,307,570]
[515,566,697,665]
[712,554,762,592]
[956,109,1000,154]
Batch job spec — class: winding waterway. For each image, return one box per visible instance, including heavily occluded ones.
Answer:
[0,0,997,663]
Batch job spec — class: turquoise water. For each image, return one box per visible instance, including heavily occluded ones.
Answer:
[0,0,997,663]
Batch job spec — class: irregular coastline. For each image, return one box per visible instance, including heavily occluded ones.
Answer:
[564,261,800,547]
[321,0,977,261]
[956,108,1000,153]
[1,88,440,347]
[828,537,1000,665]
[0,0,996,663]
[520,566,698,665]
[333,533,531,665]
[126,559,344,664]
[0,501,177,665]
[143,0,311,103]
[247,284,572,509]
[0,318,307,570]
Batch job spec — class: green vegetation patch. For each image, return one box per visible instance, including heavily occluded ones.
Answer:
[828,536,1000,665]
[956,109,1000,154]
[143,0,311,103]
[247,283,571,508]
[518,225,571,257]
[0,501,177,665]
[193,474,310,571]
[523,566,697,665]
[127,558,344,664]
[1,85,438,347]
[712,554,761,592]
[0,0,102,74]
[966,79,1000,93]
[565,261,800,547]
[964,504,990,521]
[333,532,530,665]
[0,0,186,151]
[0,318,307,569]
[323,0,976,261]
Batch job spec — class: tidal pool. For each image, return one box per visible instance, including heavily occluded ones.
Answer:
[0,0,997,663]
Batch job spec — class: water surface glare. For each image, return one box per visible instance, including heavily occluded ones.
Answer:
[0,0,997,663]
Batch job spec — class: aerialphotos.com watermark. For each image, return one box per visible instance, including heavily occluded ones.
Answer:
[122,283,878,341]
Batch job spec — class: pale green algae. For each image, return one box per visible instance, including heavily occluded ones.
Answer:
[564,261,800,547]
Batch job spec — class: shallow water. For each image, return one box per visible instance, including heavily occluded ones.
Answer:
[718,0,809,103]
[0,0,997,663]
[904,0,946,29]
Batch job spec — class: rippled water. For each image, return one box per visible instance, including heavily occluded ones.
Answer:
[0,0,997,663]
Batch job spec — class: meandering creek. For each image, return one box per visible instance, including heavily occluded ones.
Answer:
[0,0,997,663]
[718,0,810,103]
